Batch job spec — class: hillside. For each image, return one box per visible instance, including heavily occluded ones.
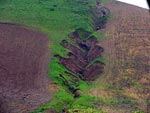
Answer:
[0,0,106,112]
[0,0,150,113]
[87,0,150,112]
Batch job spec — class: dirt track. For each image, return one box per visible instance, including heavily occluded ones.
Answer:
[0,23,52,113]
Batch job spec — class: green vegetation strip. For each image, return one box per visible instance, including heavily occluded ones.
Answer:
[0,0,97,54]
[0,0,111,112]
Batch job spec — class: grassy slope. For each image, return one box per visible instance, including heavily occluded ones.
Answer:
[0,0,95,55]
[0,0,143,113]
[0,0,104,112]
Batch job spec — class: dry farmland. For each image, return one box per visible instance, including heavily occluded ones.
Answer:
[0,23,52,113]
[88,1,150,112]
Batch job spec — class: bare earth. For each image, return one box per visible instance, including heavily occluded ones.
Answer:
[89,0,150,112]
[0,23,52,113]
[101,1,150,80]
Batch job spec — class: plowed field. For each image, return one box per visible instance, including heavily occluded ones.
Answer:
[0,23,52,113]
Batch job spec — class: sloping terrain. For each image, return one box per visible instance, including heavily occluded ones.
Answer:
[0,23,52,113]
[87,0,150,112]
[1,0,150,113]
[0,1,102,112]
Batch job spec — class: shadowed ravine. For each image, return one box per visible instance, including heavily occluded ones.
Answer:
[53,5,110,100]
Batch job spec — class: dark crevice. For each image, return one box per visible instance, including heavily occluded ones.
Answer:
[54,29,105,98]
[53,0,110,104]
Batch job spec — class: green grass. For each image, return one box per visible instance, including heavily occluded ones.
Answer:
[68,107,107,113]
[100,0,109,5]
[87,57,105,68]
[0,0,110,112]
[31,89,102,113]
[134,110,145,113]
[0,0,96,55]
[31,89,74,113]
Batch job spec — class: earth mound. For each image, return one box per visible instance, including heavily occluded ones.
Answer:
[0,23,52,113]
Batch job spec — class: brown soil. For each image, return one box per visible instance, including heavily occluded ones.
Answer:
[55,29,105,82]
[94,0,150,112]
[54,28,105,99]
[0,23,52,113]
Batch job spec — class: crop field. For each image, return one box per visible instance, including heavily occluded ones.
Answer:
[0,23,52,113]
[87,1,150,113]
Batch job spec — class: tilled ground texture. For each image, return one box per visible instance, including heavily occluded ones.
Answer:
[0,23,52,113]
[89,0,150,112]
[102,1,150,81]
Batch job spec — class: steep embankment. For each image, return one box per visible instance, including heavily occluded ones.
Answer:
[87,0,150,112]
[0,23,52,113]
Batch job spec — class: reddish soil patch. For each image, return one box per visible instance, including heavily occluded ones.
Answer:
[0,23,52,113]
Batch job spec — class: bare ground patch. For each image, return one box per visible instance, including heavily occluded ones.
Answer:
[0,23,52,113]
